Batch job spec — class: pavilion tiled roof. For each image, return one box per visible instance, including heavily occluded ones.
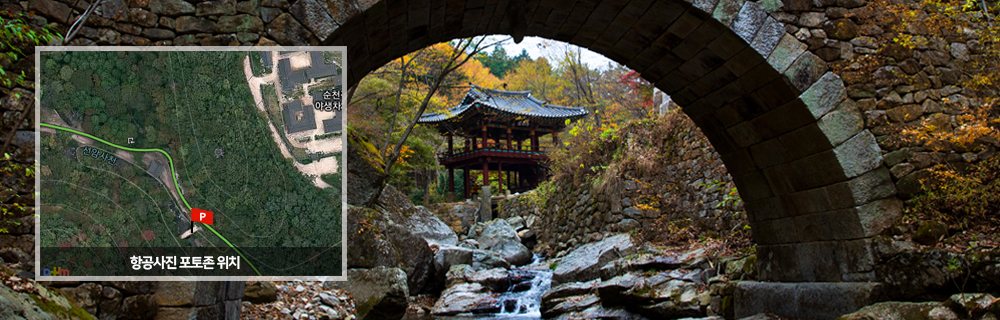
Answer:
[418,86,587,123]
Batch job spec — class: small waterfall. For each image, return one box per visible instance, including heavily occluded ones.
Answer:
[495,255,552,317]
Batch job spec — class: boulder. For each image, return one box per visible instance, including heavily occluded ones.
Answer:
[472,249,511,270]
[477,219,532,266]
[101,281,156,295]
[542,294,601,318]
[59,283,102,314]
[404,206,459,247]
[243,281,278,304]
[913,220,948,245]
[944,293,995,318]
[876,250,967,300]
[119,294,158,320]
[836,301,951,320]
[326,267,408,320]
[596,273,643,306]
[99,286,123,319]
[552,305,650,320]
[506,216,525,231]
[468,268,511,292]
[0,283,57,320]
[431,245,510,291]
[150,0,196,16]
[154,281,220,307]
[823,18,860,40]
[347,206,434,295]
[346,129,386,207]
[444,264,477,288]
[430,283,499,315]
[542,280,600,302]
[552,234,636,285]
[639,300,702,319]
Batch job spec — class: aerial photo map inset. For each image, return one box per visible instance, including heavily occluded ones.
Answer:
[36,48,346,279]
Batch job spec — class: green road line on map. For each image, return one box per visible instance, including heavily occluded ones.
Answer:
[40,123,262,276]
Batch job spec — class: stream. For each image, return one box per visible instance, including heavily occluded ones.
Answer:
[405,255,553,319]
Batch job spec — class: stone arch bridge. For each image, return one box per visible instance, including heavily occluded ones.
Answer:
[325,0,899,287]
[32,0,970,316]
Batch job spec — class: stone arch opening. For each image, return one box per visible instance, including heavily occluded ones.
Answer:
[327,0,901,283]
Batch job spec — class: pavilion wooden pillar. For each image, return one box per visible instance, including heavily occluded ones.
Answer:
[517,139,522,151]
[447,135,453,156]
[482,125,488,149]
[530,130,537,152]
[552,131,559,147]
[471,136,477,150]
[506,128,512,150]
[463,167,470,199]
[482,159,490,188]
[498,162,503,193]
[448,168,455,201]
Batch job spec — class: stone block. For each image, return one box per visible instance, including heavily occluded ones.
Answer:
[786,149,848,191]
[777,121,832,160]
[795,241,845,281]
[735,63,782,96]
[674,21,727,60]
[800,72,846,119]
[735,281,882,319]
[820,166,896,211]
[694,67,739,98]
[751,17,784,56]
[832,130,883,179]
[677,49,725,82]
[750,216,799,244]
[727,121,763,148]
[732,170,774,201]
[102,281,157,295]
[744,196,791,223]
[793,208,862,241]
[267,13,314,45]
[818,98,863,147]
[196,0,237,16]
[712,0,747,27]
[767,34,807,73]
[749,77,799,113]
[854,197,902,238]
[750,137,792,168]
[724,46,766,77]
[885,104,923,122]
[762,164,797,196]
[155,281,221,307]
[150,0,197,16]
[154,307,198,320]
[708,30,749,60]
[289,0,338,42]
[720,148,758,176]
[693,0,721,13]
[730,1,767,42]
[175,16,215,33]
[755,244,802,281]
[786,183,834,215]
[784,51,829,92]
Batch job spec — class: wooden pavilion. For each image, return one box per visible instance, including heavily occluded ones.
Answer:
[418,86,588,200]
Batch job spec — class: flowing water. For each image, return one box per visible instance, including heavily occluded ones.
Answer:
[406,255,553,320]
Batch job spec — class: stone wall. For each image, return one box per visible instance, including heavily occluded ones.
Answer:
[497,114,746,257]
[19,0,319,46]
[768,0,999,198]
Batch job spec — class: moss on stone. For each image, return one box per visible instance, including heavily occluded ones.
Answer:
[29,293,95,320]
[356,296,380,318]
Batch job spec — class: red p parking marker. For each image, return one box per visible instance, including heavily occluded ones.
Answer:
[190,208,214,233]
